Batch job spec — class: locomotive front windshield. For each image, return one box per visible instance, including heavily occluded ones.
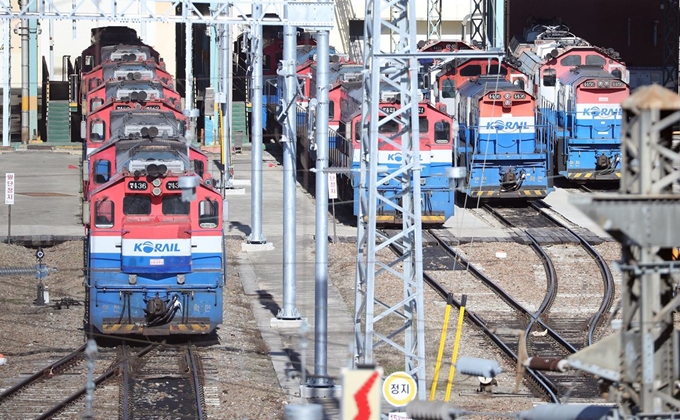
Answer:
[162,196,190,215]
[123,195,152,215]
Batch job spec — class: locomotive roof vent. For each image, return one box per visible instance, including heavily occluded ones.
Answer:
[342,73,361,82]
[117,88,159,102]
[124,124,176,138]
[380,91,400,103]
[129,159,185,175]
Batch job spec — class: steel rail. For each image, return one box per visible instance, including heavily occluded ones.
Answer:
[187,346,206,420]
[0,343,87,402]
[35,343,158,420]
[417,249,560,403]
[530,201,615,345]
[382,229,561,402]
[432,233,577,354]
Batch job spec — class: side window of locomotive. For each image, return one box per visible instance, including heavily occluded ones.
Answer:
[88,78,99,91]
[329,101,335,120]
[560,55,582,67]
[192,159,205,178]
[419,117,428,133]
[441,79,456,99]
[198,199,219,228]
[354,120,361,142]
[542,68,557,87]
[123,195,151,215]
[585,55,606,67]
[94,200,114,228]
[90,98,103,112]
[434,121,451,144]
[90,121,105,141]
[93,160,111,184]
[162,196,190,215]
[460,65,482,77]
[611,69,622,79]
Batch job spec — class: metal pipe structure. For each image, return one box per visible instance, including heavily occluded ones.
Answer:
[248,3,266,244]
[20,19,29,144]
[28,3,37,142]
[308,29,332,388]
[183,3,195,143]
[278,10,301,320]
[209,4,219,147]
[2,20,10,147]
[220,23,233,192]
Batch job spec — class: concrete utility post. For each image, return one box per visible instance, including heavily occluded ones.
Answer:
[247,2,267,245]
[303,29,334,396]
[277,10,301,320]
[2,20,10,147]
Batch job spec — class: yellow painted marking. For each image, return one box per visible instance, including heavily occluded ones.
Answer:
[584,172,593,178]
[616,173,622,178]
[422,215,445,224]
[534,190,542,196]
[672,248,679,261]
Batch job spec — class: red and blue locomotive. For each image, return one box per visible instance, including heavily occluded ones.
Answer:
[79,26,225,336]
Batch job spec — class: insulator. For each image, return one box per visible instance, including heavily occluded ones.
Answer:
[130,91,139,101]
[519,403,614,420]
[133,71,142,80]
[405,401,462,420]
[140,127,149,137]
[0,267,40,276]
[148,126,159,138]
[454,357,502,378]
[138,91,148,101]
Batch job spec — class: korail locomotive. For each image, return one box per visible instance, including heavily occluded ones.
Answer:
[78,26,226,336]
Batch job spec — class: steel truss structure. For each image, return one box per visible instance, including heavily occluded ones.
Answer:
[354,0,505,402]
[662,0,679,92]
[354,0,427,398]
[426,0,441,40]
[576,85,680,417]
[0,0,334,28]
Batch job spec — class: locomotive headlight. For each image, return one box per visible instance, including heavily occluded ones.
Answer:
[152,187,162,196]
[503,99,512,107]
[177,274,185,284]
[504,93,511,99]
[128,274,137,285]
[152,178,162,187]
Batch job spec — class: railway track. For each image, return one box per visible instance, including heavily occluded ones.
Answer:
[411,223,613,402]
[485,202,615,345]
[0,340,208,419]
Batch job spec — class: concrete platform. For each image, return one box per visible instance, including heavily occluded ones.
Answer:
[0,149,84,244]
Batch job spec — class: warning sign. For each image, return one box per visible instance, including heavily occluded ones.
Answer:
[328,173,338,200]
[382,371,417,407]
[341,367,383,420]
[5,173,14,205]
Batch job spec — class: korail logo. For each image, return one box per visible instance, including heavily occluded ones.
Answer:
[387,153,403,162]
[133,241,180,253]
[582,106,622,118]
[486,120,529,132]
